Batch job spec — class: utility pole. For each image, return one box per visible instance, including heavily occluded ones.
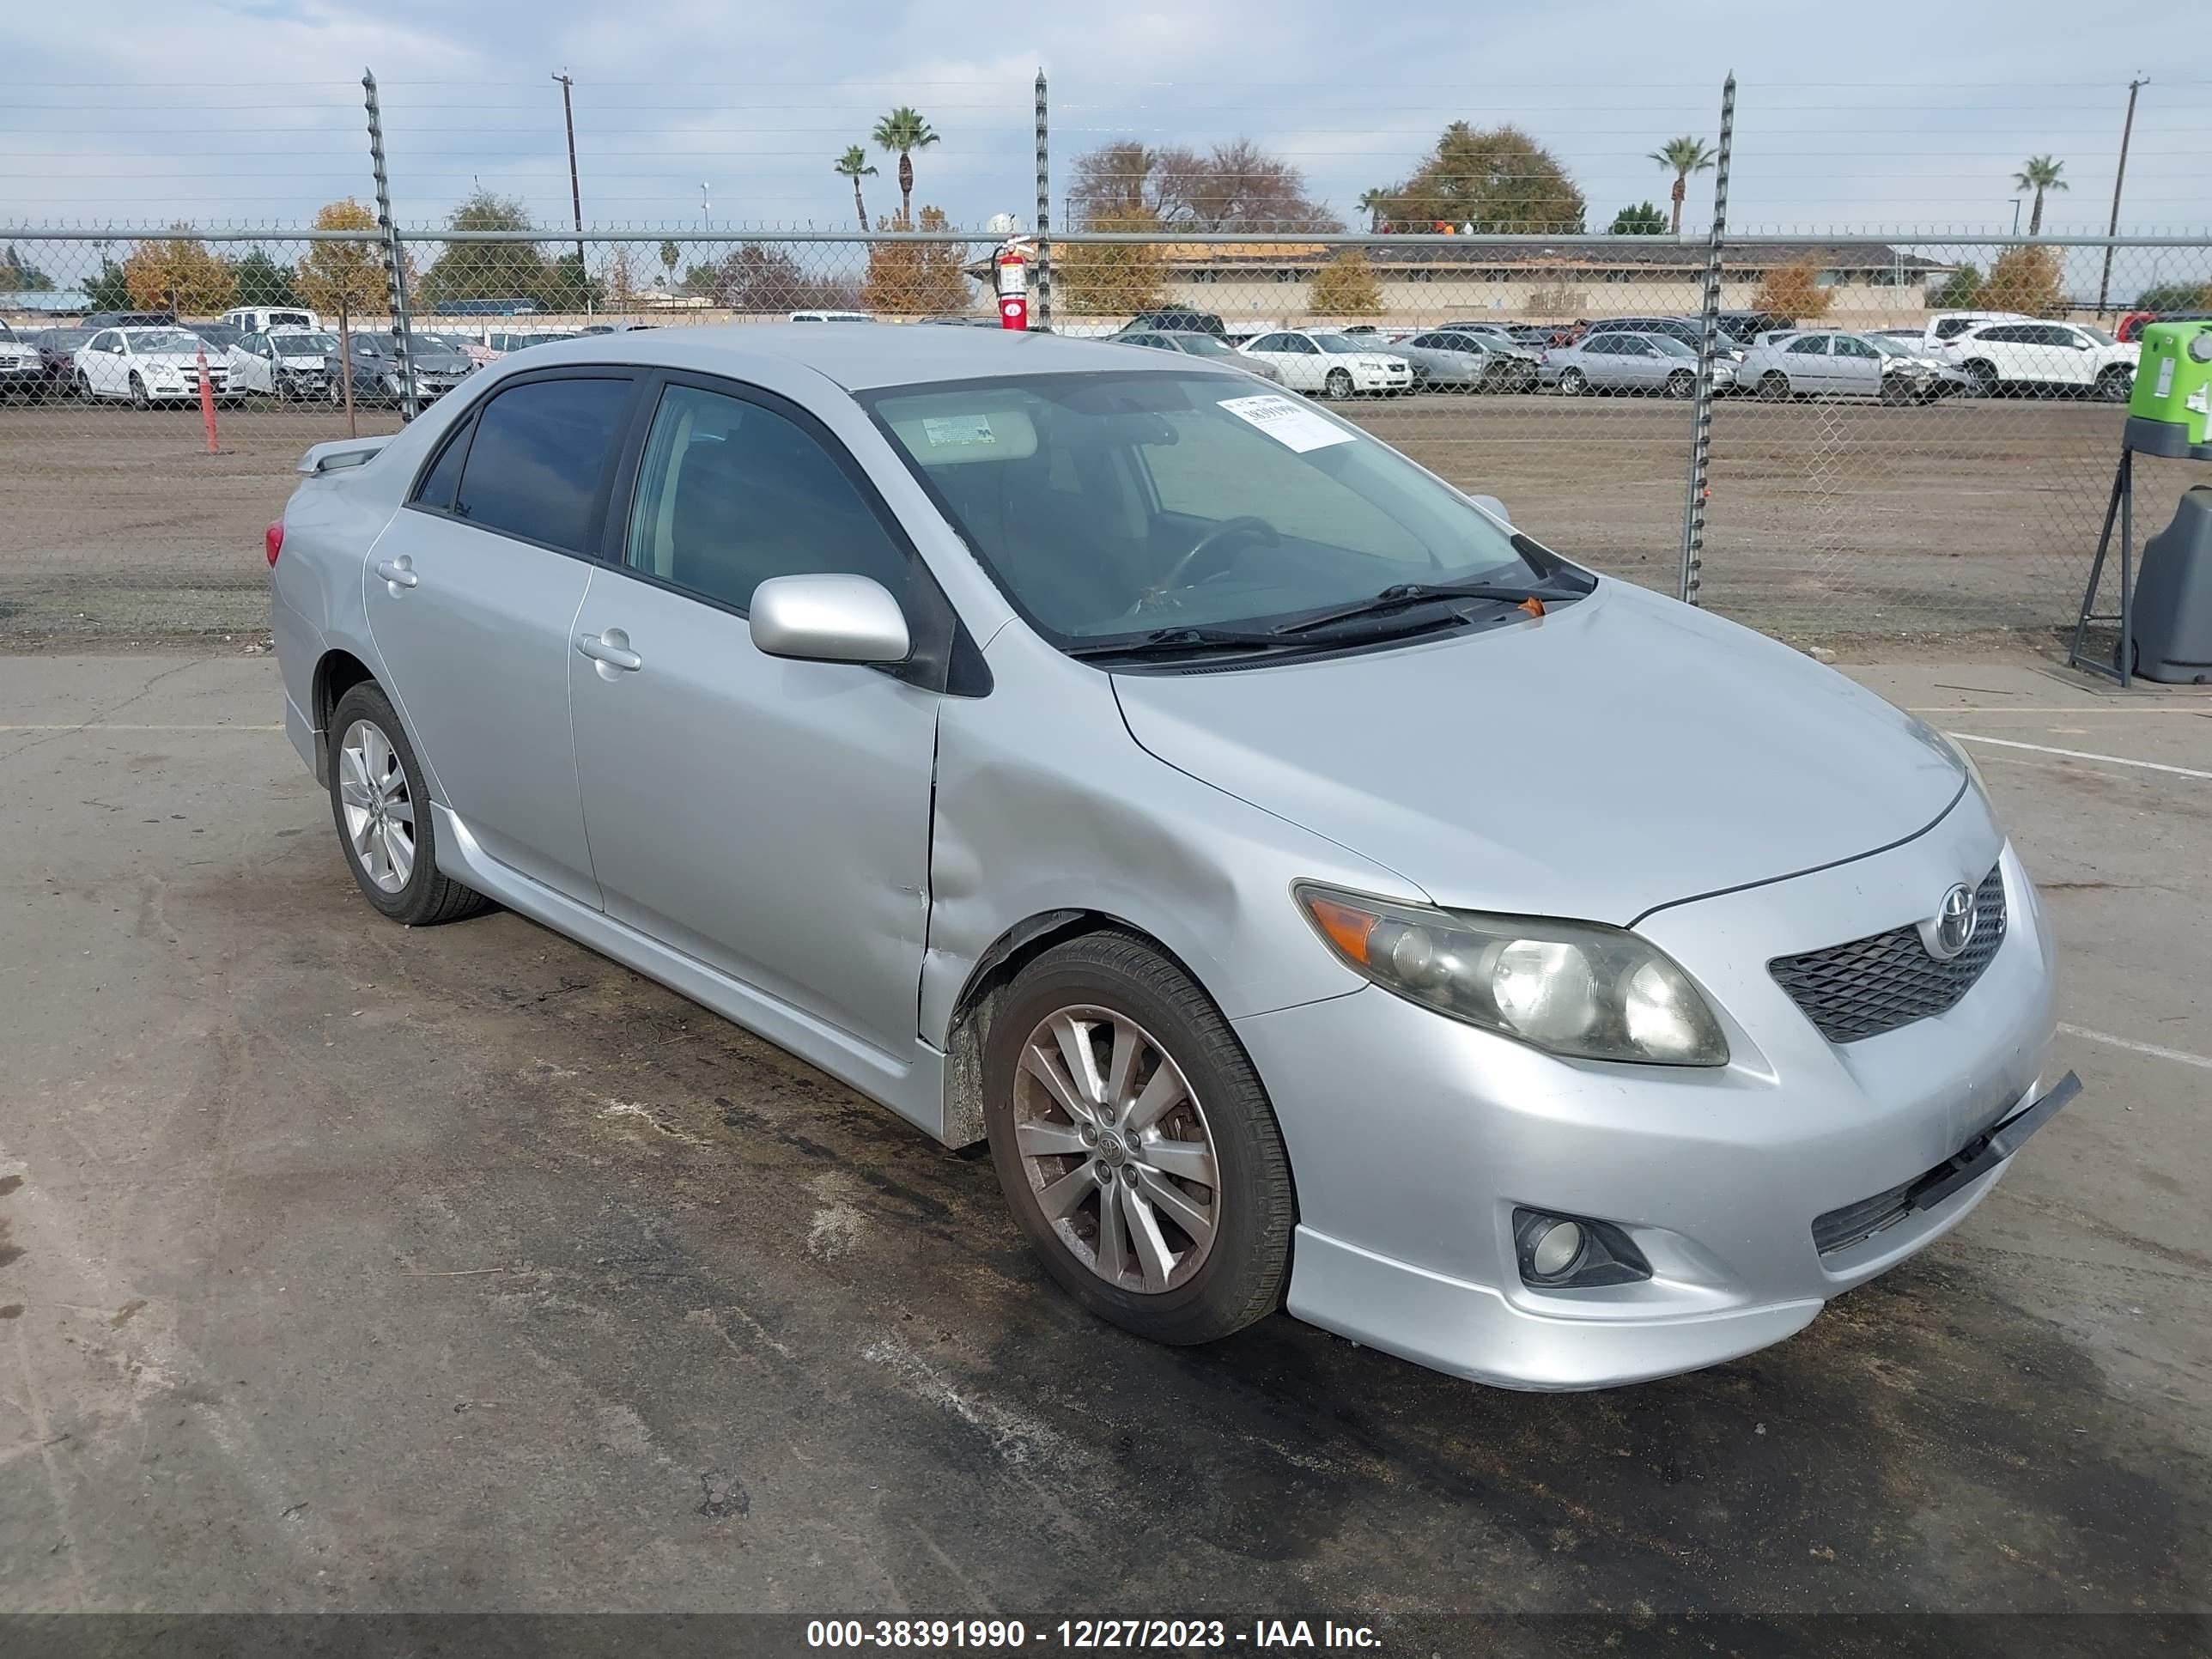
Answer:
[2009,198,2021,236]
[2096,76,2147,317]
[552,71,585,275]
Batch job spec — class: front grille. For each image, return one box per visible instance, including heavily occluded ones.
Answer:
[1811,1176,1917,1254]
[1769,864,2007,1043]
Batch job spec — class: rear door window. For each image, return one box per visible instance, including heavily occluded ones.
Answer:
[453,376,634,554]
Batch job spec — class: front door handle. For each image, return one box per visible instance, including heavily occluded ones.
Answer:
[576,629,642,673]
[374,556,418,590]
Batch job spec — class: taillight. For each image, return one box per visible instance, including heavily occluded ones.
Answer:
[265,521,283,566]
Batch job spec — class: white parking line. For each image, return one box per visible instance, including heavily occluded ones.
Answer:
[1948,733,2212,781]
[2059,1024,2212,1073]
[0,723,283,732]
[1907,706,2212,714]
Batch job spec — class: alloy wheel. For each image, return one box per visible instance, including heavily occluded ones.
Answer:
[1560,368,1588,395]
[337,719,416,894]
[1012,1006,1221,1294]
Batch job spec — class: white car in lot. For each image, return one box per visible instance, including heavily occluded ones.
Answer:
[74,326,237,407]
[1736,330,1960,404]
[1931,319,2138,401]
[226,329,340,400]
[1237,330,1413,398]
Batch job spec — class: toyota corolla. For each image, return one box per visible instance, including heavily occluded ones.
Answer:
[268,326,2072,1389]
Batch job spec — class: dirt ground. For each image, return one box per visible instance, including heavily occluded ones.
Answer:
[0,651,2207,1649]
[0,395,2181,652]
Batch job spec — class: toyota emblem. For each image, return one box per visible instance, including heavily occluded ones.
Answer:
[1922,883,1978,961]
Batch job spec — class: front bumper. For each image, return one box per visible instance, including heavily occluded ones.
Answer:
[1238,818,2062,1390]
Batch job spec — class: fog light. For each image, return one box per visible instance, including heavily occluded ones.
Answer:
[1513,1207,1652,1290]
[1528,1219,1584,1279]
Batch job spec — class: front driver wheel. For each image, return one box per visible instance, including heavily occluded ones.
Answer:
[2096,365,2134,404]
[985,932,1294,1346]
[1665,369,1696,399]
[1323,368,1354,400]
[326,682,491,927]
[1559,368,1589,396]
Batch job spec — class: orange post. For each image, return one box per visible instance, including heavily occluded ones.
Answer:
[197,345,219,453]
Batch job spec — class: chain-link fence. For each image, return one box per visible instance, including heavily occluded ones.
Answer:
[7,223,2204,648]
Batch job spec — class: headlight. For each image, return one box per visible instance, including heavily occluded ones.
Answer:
[1296,884,1729,1066]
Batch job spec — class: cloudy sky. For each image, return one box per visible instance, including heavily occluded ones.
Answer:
[3,0,2205,239]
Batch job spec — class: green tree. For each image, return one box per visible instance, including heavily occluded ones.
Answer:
[85,257,131,312]
[1608,201,1666,235]
[833,144,878,233]
[872,106,940,225]
[1649,135,1716,234]
[1932,264,1983,308]
[550,251,605,312]
[229,247,300,307]
[1,244,54,291]
[422,189,557,310]
[1370,124,1584,234]
[2132,281,2211,312]
[1310,249,1382,317]
[1357,188,1389,232]
[2013,155,2067,236]
[659,239,680,285]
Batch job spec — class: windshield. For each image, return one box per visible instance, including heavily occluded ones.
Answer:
[1649,336,1698,358]
[863,371,1541,649]
[1169,334,1237,357]
[124,329,207,352]
[272,331,337,354]
[1315,334,1387,355]
[2077,325,2117,347]
[1867,336,1917,357]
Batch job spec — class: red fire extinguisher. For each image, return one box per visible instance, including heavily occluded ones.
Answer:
[995,243,1029,331]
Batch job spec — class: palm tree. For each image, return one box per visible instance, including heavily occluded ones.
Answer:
[1649,136,1717,234]
[871,106,940,226]
[2014,155,2068,236]
[833,145,878,233]
[1357,188,1390,233]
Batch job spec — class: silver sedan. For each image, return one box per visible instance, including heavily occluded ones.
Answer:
[1380,330,1540,393]
[1737,330,1963,404]
[270,325,2069,1390]
[1543,330,1737,397]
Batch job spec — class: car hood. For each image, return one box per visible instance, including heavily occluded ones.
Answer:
[1109,580,1966,924]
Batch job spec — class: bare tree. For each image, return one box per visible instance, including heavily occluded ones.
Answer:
[1069,139,1342,233]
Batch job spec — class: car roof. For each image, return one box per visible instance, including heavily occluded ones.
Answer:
[497,322,1212,392]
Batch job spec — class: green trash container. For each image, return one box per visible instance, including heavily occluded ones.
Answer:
[2125,320,2212,459]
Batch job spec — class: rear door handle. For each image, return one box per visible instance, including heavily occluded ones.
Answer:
[576,629,642,672]
[374,557,418,589]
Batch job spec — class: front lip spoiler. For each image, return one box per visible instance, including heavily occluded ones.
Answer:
[1910,1070,2081,1212]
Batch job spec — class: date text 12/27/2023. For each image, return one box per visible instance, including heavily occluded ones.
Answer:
[804,1618,1382,1650]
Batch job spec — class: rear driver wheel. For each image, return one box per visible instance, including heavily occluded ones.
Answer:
[326,682,491,927]
[985,933,1294,1346]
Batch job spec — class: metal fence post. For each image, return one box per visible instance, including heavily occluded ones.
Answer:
[1033,68,1051,331]
[362,69,420,422]
[1679,72,1735,607]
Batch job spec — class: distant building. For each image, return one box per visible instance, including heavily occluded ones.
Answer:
[1112,240,1955,323]
[1,287,93,317]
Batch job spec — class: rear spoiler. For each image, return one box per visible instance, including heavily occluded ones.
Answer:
[298,435,392,476]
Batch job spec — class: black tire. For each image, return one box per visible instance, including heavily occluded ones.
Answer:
[1965,360,1999,398]
[2096,365,2134,404]
[1755,371,1790,402]
[1324,368,1354,400]
[1559,368,1589,396]
[1665,369,1696,399]
[128,374,149,410]
[1880,376,1916,406]
[984,932,1295,1346]
[76,370,94,402]
[325,682,491,927]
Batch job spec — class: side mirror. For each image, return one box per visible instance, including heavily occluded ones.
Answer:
[1469,494,1512,526]
[750,573,911,665]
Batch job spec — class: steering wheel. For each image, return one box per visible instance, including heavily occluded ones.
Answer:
[1147,515,1280,601]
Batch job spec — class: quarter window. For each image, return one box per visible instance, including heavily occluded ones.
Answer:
[623,382,909,613]
[411,413,475,512]
[453,376,632,553]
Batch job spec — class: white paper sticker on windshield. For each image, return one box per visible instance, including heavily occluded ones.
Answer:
[921,414,997,448]
[1216,393,1355,453]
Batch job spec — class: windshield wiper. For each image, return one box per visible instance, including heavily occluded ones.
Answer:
[1271,579,1591,637]
[1064,625,1292,662]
